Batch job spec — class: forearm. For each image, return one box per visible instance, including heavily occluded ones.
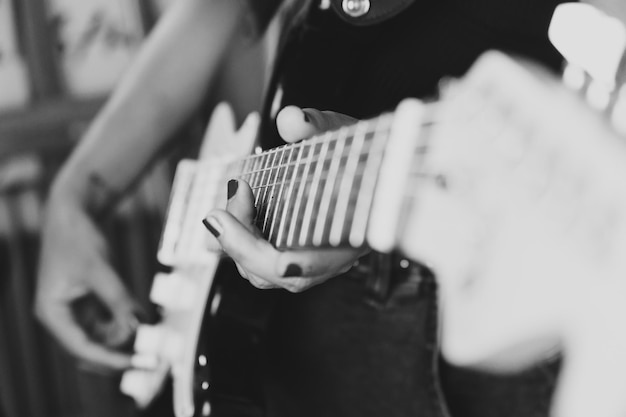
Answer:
[52,0,251,213]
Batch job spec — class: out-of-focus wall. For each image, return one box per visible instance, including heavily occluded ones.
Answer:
[0,0,276,415]
[0,1,174,416]
[0,152,173,417]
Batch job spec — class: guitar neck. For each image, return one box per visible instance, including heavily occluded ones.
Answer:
[227,113,398,249]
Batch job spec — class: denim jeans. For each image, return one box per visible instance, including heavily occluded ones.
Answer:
[262,252,559,417]
[206,254,559,417]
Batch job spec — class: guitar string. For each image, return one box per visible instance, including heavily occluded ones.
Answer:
[191,129,433,245]
[188,103,444,247]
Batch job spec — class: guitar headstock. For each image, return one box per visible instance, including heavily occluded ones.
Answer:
[399,49,626,376]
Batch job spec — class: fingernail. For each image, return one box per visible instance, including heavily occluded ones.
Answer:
[202,217,222,237]
[227,179,238,199]
[283,263,303,277]
[303,111,310,123]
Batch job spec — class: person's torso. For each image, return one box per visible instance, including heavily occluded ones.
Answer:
[260,0,569,148]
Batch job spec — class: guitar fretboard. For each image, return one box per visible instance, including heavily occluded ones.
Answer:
[226,114,395,249]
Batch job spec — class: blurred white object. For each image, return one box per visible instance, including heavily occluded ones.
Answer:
[549,3,626,90]
[48,0,144,97]
[549,3,626,134]
[0,0,30,110]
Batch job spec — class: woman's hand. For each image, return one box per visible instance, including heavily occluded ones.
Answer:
[35,184,141,372]
[203,106,369,292]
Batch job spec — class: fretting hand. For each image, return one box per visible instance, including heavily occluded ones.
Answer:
[203,106,369,292]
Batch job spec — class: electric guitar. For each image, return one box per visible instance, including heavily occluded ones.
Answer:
[120,91,430,417]
[121,5,626,417]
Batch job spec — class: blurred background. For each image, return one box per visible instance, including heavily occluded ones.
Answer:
[0,1,242,416]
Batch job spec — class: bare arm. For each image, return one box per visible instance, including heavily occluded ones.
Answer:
[35,0,256,371]
[62,0,251,199]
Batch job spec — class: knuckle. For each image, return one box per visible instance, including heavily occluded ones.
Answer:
[33,301,51,324]
[248,275,273,290]
[235,264,249,280]
[283,278,309,293]
[249,280,264,289]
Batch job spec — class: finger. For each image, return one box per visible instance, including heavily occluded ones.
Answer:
[88,269,138,348]
[37,301,132,370]
[232,253,278,288]
[276,106,358,143]
[224,179,256,229]
[271,248,362,292]
[204,210,366,291]
[246,273,281,290]
[234,262,250,280]
[275,247,363,277]
[203,210,280,280]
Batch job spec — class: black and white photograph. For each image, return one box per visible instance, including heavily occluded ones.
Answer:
[1,1,626,417]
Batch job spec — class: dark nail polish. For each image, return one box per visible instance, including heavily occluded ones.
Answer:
[227,179,238,199]
[303,112,310,122]
[202,218,220,237]
[283,263,303,277]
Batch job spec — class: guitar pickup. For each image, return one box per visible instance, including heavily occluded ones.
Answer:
[158,160,198,266]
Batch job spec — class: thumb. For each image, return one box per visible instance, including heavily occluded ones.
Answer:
[276,106,358,143]
[224,179,257,230]
[88,268,139,348]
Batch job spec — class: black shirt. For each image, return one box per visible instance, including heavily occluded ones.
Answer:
[261,0,568,147]
[244,2,570,417]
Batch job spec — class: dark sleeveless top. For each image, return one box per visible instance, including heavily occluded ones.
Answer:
[261,0,567,146]
[228,1,569,417]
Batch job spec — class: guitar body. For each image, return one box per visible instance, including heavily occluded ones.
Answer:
[121,3,286,414]
[121,105,262,417]
[196,259,277,417]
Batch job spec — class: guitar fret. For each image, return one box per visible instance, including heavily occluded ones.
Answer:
[241,156,256,184]
[273,143,304,246]
[253,152,270,209]
[263,148,288,233]
[329,121,369,246]
[240,155,251,185]
[349,115,393,246]
[312,128,348,246]
[267,147,294,240]
[203,111,399,250]
[246,162,387,191]
[255,149,278,227]
[286,142,316,247]
[298,137,331,246]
